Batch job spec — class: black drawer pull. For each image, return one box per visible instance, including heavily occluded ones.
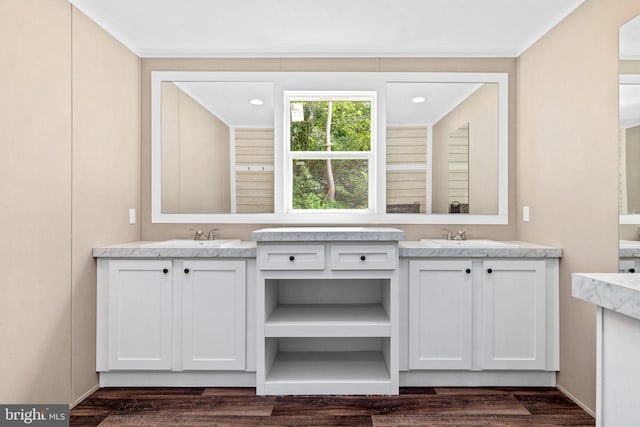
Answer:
[184,268,190,274]
[289,255,295,261]
[487,268,493,274]
[162,268,169,274]
[360,255,366,261]
[629,268,636,273]
[465,268,471,274]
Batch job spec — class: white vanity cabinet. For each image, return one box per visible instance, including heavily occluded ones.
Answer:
[481,259,546,370]
[408,258,557,373]
[179,259,246,370]
[104,259,173,370]
[97,258,246,373]
[254,233,402,396]
[409,260,473,370]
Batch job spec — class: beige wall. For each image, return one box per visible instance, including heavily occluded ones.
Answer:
[432,84,499,214]
[0,0,72,404]
[0,0,139,405]
[517,0,640,412]
[140,58,517,241]
[161,82,181,212]
[161,82,230,213]
[71,8,140,405]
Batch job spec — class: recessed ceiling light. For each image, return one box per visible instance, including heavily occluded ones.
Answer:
[412,96,426,104]
[249,98,264,105]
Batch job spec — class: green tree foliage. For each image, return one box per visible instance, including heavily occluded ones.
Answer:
[290,100,371,210]
[292,160,368,209]
[290,101,371,152]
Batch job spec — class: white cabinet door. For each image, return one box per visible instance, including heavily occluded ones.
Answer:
[107,259,173,370]
[181,260,246,370]
[482,260,546,370]
[409,260,473,369]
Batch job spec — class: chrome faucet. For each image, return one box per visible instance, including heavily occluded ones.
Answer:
[190,228,218,240]
[190,228,205,240]
[455,229,469,240]
[443,228,470,240]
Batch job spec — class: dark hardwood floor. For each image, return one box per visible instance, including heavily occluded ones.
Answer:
[70,387,595,426]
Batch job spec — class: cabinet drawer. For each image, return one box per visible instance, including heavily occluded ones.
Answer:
[258,245,325,270]
[330,244,397,270]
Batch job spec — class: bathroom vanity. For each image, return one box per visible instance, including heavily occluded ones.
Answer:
[572,273,640,427]
[253,227,403,395]
[93,227,561,393]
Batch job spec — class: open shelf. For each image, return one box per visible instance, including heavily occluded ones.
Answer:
[265,303,391,337]
[264,351,392,395]
[257,252,399,395]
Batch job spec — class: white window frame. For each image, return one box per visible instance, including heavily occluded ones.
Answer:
[283,91,377,214]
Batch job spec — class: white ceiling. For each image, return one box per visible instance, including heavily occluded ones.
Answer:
[69,0,584,58]
[386,82,483,126]
[174,82,274,128]
[620,14,640,60]
[167,78,487,128]
[620,84,640,129]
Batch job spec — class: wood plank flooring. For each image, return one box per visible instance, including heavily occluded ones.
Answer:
[70,387,595,426]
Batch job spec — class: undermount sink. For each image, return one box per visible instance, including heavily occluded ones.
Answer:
[140,239,241,248]
[420,239,518,248]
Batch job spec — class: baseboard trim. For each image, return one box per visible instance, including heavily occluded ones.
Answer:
[556,384,595,418]
[71,384,100,409]
[400,370,556,387]
[99,371,256,387]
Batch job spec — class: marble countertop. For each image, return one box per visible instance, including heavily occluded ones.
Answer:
[92,240,257,258]
[572,273,640,321]
[251,227,406,242]
[94,239,561,259]
[399,241,562,258]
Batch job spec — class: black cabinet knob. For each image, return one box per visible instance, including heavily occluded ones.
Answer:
[184,268,190,274]
[162,268,169,274]
[629,268,636,273]
[360,255,366,261]
[487,268,493,274]
[465,268,471,274]
[289,255,295,261]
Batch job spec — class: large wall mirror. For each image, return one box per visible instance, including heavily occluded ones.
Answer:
[619,15,640,270]
[151,72,508,224]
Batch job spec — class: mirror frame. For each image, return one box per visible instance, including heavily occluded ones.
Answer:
[620,74,640,225]
[151,71,509,224]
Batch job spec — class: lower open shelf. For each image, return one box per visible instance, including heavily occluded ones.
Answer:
[265,303,391,337]
[263,350,393,395]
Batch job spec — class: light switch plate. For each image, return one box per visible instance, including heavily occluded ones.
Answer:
[523,206,530,222]
[129,208,136,224]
